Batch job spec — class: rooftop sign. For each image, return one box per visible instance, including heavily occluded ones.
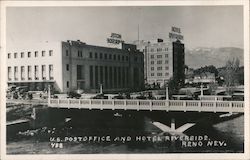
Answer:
[169,26,184,40]
[107,33,124,44]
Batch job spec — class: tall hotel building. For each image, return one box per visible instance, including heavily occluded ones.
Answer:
[7,40,144,93]
[135,38,185,87]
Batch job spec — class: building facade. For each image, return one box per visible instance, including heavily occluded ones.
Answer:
[145,39,174,87]
[7,40,144,93]
[135,39,185,87]
[172,40,185,85]
[7,42,63,92]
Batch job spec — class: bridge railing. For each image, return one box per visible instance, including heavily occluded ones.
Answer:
[49,99,244,113]
[199,95,231,101]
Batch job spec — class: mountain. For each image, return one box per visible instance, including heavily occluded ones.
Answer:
[185,47,243,69]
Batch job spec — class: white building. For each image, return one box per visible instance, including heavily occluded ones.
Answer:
[7,42,63,92]
[7,40,144,93]
[145,39,174,87]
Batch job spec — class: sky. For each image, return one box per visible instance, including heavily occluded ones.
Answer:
[6,6,243,49]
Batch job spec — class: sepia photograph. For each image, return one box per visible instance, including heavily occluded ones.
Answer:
[0,1,249,160]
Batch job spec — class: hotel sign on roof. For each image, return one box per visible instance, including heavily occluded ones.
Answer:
[169,26,184,41]
[107,33,124,45]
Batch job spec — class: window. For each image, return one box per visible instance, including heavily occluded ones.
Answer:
[35,51,38,57]
[89,52,92,58]
[113,55,116,60]
[165,66,169,70]
[8,67,11,80]
[151,67,154,71]
[90,66,93,87]
[28,66,32,80]
[126,56,128,61]
[21,52,24,58]
[157,60,162,64]
[151,61,154,64]
[165,48,168,51]
[150,48,154,52]
[49,65,53,80]
[67,81,69,88]
[165,60,169,64]
[150,55,154,58]
[14,53,17,58]
[151,73,154,76]
[66,50,69,56]
[134,57,138,62]
[118,55,120,61]
[122,56,124,61]
[66,64,69,71]
[157,55,162,58]
[42,51,45,57]
[42,65,46,80]
[95,52,98,59]
[157,67,162,70]
[77,50,82,57]
[157,73,162,76]
[8,53,11,59]
[165,72,169,76]
[49,50,53,56]
[21,66,25,80]
[104,53,107,60]
[77,65,84,80]
[28,52,31,58]
[14,66,18,80]
[157,48,162,52]
[34,65,39,80]
[165,54,168,58]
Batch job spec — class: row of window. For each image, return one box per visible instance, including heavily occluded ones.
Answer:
[148,47,168,53]
[7,65,54,81]
[150,54,169,59]
[151,66,169,71]
[89,65,130,89]
[150,72,169,77]
[150,60,169,65]
[89,52,132,62]
[8,50,53,59]
[65,49,142,62]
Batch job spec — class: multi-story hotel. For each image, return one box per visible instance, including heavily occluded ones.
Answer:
[135,38,185,87]
[7,40,144,93]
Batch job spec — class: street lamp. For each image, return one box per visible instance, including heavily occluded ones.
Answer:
[48,84,51,104]
[100,84,103,94]
[200,83,203,97]
[166,84,169,100]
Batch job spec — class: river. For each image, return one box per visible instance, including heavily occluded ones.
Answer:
[7,113,244,154]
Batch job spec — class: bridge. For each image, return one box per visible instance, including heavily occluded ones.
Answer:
[48,99,244,113]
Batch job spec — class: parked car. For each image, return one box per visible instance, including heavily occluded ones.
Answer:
[92,94,108,99]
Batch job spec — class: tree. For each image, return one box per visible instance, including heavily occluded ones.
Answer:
[224,58,240,87]
[193,65,218,77]
[237,66,244,85]
[166,77,181,98]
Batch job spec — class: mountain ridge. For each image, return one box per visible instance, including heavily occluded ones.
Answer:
[185,47,243,69]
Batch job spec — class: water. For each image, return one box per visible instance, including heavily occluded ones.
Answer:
[7,114,244,154]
